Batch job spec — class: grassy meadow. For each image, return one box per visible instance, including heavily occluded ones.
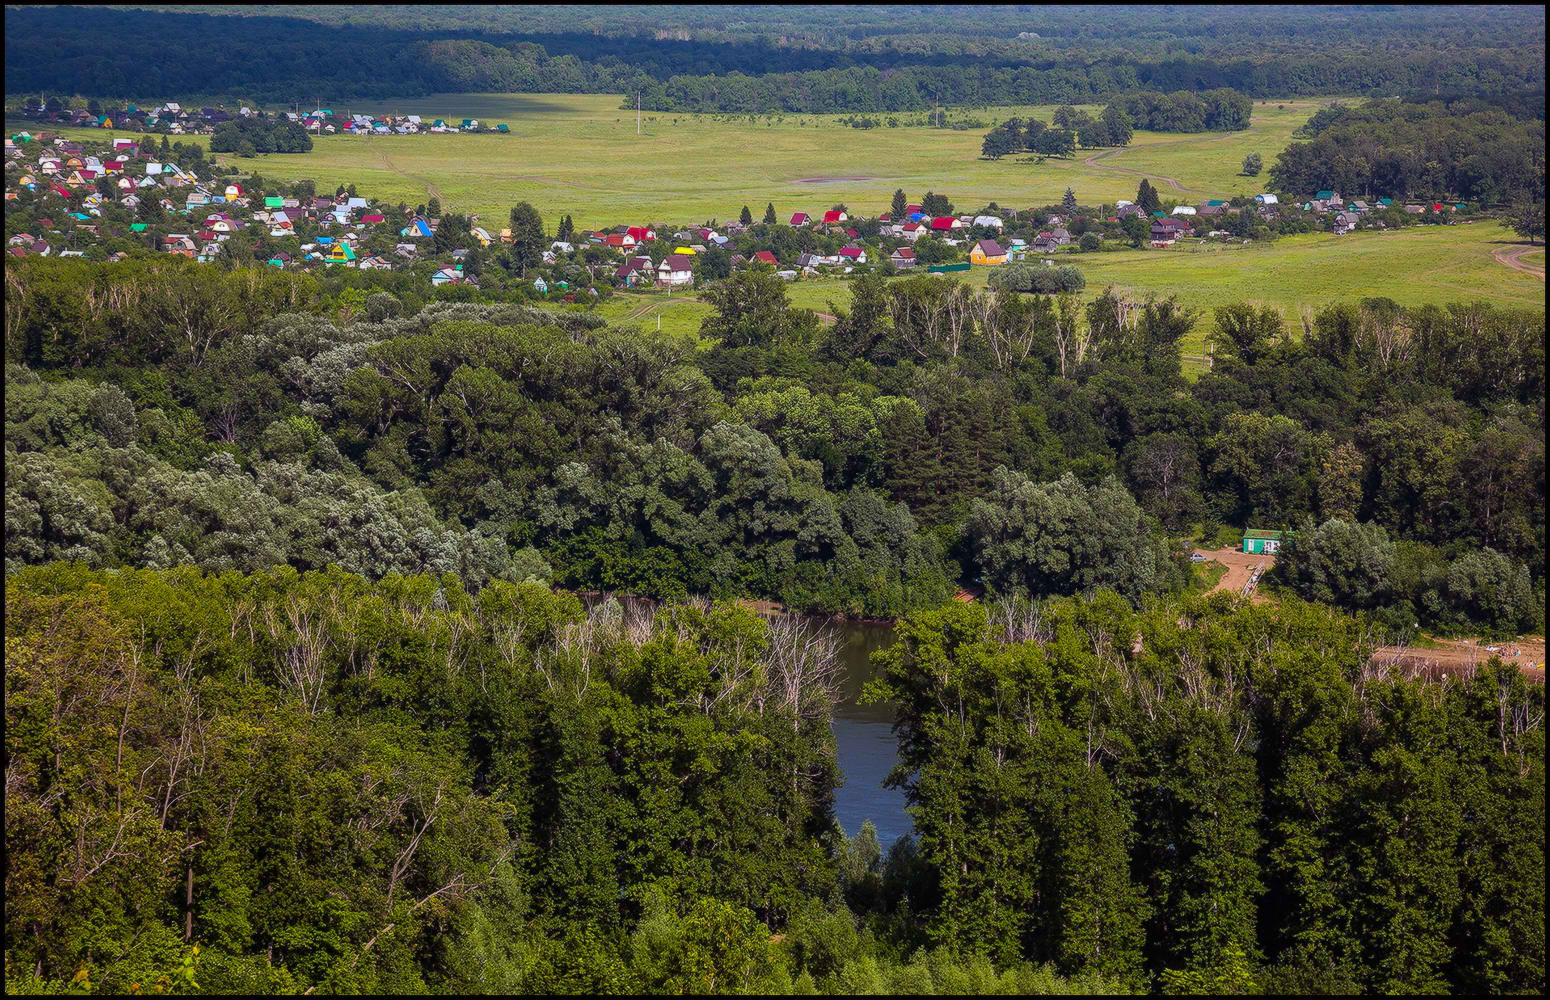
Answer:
[183,92,1326,229]
[16,93,1541,369]
[585,221,1544,374]
[813,221,1541,360]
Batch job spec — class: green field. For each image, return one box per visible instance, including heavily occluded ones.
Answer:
[173,92,1325,229]
[588,222,1544,372]
[14,93,1541,369]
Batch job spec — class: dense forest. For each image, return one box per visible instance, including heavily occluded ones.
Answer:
[5,5,1544,108]
[1269,99,1547,202]
[6,564,1542,993]
[4,6,1547,982]
[5,254,1545,637]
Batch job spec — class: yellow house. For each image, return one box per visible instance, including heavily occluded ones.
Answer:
[672,246,696,255]
[970,238,1007,266]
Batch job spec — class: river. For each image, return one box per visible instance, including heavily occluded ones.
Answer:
[831,620,911,847]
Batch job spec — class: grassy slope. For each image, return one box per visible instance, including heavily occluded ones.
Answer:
[166,93,1324,229]
[14,96,1541,369]
[780,221,1542,354]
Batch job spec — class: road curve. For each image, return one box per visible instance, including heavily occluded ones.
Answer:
[1491,243,1545,280]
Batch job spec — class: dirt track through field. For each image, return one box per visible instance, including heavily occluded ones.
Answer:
[1081,145,1206,195]
[1491,243,1545,280]
[1079,120,1264,198]
[377,149,443,205]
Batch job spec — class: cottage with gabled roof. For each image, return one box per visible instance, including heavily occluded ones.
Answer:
[970,239,1006,265]
[657,255,695,286]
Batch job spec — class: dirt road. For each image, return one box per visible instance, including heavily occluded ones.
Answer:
[1197,546,1271,599]
[1373,636,1546,683]
[1078,118,1265,198]
[1491,243,1545,280]
[1081,144,1206,196]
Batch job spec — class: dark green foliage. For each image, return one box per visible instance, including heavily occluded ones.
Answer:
[8,7,1543,110]
[866,595,1545,994]
[208,114,313,154]
[1270,99,1545,202]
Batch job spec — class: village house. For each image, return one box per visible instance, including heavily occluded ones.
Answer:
[1150,217,1190,244]
[657,255,695,286]
[615,256,654,287]
[970,239,1007,266]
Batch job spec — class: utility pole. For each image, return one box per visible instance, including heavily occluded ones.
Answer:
[637,91,641,136]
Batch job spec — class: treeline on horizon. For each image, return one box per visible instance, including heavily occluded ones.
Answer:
[4,253,1544,639]
[5,5,1544,109]
[4,563,1543,994]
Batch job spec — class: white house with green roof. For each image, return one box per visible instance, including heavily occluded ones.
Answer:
[1242,529,1287,555]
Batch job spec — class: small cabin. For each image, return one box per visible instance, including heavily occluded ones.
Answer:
[1242,529,1286,555]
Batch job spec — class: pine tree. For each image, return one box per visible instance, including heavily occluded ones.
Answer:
[892,189,908,218]
[508,201,545,274]
[1062,188,1078,214]
[763,202,777,225]
[740,205,753,226]
[1136,179,1161,213]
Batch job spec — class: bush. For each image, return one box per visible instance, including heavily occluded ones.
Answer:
[987,262,1086,294]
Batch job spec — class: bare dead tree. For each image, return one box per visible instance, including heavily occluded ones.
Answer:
[940,282,972,359]
[985,597,1051,645]
[264,600,332,714]
[1050,293,1089,376]
[764,615,843,731]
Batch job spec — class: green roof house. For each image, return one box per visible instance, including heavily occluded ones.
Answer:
[1242,529,1287,555]
[495,123,510,133]
[265,196,284,208]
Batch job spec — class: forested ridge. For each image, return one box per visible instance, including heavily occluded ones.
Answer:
[5,255,1544,633]
[5,5,1544,108]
